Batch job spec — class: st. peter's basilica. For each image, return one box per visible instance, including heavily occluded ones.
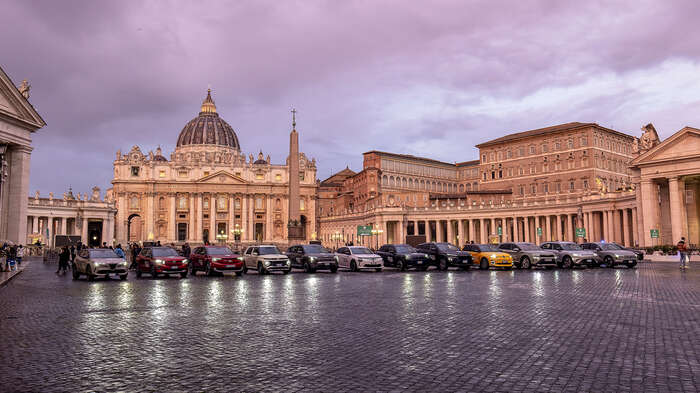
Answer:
[111,90,317,246]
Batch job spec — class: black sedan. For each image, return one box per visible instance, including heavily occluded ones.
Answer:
[376,244,431,271]
[286,244,339,273]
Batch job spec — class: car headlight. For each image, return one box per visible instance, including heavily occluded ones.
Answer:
[212,258,221,262]
[286,259,291,265]
[154,259,165,265]
[490,254,497,259]
[448,257,454,262]
[120,261,127,266]
[182,259,188,264]
[264,260,270,266]
[308,256,316,262]
[424,254,429,259]
[334,256,339,263]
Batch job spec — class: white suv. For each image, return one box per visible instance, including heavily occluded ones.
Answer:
[336,246,384,272]
[243,245,291,275]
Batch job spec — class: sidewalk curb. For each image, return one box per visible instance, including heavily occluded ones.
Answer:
[0,263,28,288]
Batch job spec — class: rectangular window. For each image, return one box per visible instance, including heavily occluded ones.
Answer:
[178,170,188,177]
[275,174,282,181]
[519,147,525,156]
[555,142,561,150]
[529,146,535,155]
[569,181,575,190]
[255,197,263,209]
[519,186,524,195]
[568,139,574,149]
[542,144,548,153]
[531,184,536,194]
[256,173,264,180]
[203,171,210,177]
[159,170,166,178]
[544,184,549,193]
[583,179,589,189]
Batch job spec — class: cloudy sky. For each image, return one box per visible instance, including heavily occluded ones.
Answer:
[2,0,700,196]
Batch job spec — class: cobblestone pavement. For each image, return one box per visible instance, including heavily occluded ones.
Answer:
[0,258,698,392]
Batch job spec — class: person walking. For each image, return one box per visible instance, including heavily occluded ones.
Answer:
[16,245,24,266]
[129,243,141,270]
[57,246,69,274]
[182,243,191,259]
[678,237,689,269]
[70,245,76,263]
[114,244,125,259]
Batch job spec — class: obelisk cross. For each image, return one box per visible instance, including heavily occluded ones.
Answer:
[291,108,297,130]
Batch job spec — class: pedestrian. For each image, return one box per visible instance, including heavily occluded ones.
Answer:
[102,242,108,249]
[156,240,161,247]
[16,245,24,266]
[182,243,191,259]
[114,244,125,259]
[70,245,76,263]
[678,237,689,269]
[129,243,141,270]
[57,246,69,274]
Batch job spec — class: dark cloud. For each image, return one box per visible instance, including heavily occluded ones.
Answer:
[1,0,699,196]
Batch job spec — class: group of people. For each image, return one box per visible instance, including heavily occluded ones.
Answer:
[55,242,127,274]
[1,244,24,272]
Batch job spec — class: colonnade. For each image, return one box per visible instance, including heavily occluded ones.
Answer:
[26,214,113,248]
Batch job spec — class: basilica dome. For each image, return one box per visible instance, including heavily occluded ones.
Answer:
[176,89,240,150]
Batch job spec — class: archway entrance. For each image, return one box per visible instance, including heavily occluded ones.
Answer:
[255,223,264,242]
[177,223,188,242]
[127,214,142,242]
[87,221,103,247]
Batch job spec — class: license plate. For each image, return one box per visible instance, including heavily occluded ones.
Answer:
[417,261,423,264]
[227,265,236,268]
[171,266,178,269]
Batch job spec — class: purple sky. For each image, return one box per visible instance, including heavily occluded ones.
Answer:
[2,0,700,197]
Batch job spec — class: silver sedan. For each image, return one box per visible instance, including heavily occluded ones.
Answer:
[73,248,129,281]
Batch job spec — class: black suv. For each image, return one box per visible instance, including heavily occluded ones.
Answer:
[286,244,338,273]
[415,242,472,270]
[377,244,431,271]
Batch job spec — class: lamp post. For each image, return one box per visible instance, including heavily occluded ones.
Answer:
[331,231,342,250]
[371,228,383,250]
[231,224,243,252]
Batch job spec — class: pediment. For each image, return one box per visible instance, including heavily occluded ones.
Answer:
[633,127,700,165]
[0,66,45,129]
[196,170,247,184]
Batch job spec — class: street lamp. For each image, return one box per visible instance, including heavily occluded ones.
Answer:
[371,228,384,250]
[331,231,342,250]
[231,224,243,252]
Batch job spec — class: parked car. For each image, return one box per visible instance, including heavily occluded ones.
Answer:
[497,242,557,269]
[376,244,431,271]
[335,246,384,272]
[540,241,600,268]
[612,243,645,261]
[581,242,638,268]
[72,248,128,281]
[242,245,291,274]
[135,246,189,279]
[286,244,338,273]
[462,243,513,270]
[415,242,473,270]
[189,245,244,276]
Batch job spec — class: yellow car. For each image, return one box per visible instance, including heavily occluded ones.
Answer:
[462,244,513,270]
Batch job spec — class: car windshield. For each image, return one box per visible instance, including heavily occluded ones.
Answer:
[516,243,541,251]
[302,245,329,253]
[436,243,459,251]
[350,247,373,254]
[89,249,120,258]
[152,248,179,257]
[600,243,623,250]
[395,245,416,253]
[477,244,499,252]
[259,246,280,255]
[561,243,582,251]
[207,247,233,255]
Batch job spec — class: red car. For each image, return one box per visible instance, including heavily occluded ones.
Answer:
[136,246,189,279]
[190,245,244,276]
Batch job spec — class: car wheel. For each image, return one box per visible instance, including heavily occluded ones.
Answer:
[330,265,338,273]
[180,271,188,278]
[563,256,573,269]
[72,264,79,280]
[86,265,95,281]
[242,264,248,274]
[258,262,267,275]
[397,259,407,271]
[479,258,489,270]
[521,257,532,269]
[350,260,358,272]
[438,257,448,271]
[136,268,142,278]
[119,274,128,281]
[151,266,158,279]
[604,256,615,268]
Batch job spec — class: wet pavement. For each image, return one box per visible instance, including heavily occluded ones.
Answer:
[0,259,698,392]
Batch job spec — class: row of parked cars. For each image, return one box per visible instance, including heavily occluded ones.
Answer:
[70,240,642,280]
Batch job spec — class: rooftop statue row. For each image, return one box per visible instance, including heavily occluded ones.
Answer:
[31,186,114,204]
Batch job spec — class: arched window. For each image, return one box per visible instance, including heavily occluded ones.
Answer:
[203,198,209,209]
[402,178,407,188]
[382,175,388,186]
[459,184,464,192]
[466,183,472,191]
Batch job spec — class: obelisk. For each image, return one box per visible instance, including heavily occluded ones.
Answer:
[288,109,304,240]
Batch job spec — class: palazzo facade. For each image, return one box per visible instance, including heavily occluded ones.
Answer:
[319,122,647,248]
[112,90,317,247]
[0,65,45,244]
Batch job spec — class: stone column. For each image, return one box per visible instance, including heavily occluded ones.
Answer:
[436,220,443,242]
[249,195,255,241]
[555,215,561,241]
[229,194,235,243]
[241,195,248,242]
[457,219,464,247]
[512,216,519,242]
[196,193,203,242]
[602,211,610,242]
[169,194,176,242]
[47,217,54,247]
[566,214,573,242]
[446,219,454,244]
[188,194,195,242]
[210,193,217,241]
[545,215,552,242]
[468,219,476,243]
[523,217,530,243]
[81,217,88,244]
[632,207,639,247]
[669,177,684,244]
[146,192,154,240]
[5,146,32,244]
[265,196,273,241]
[622,208,630,247]
[425,220,431,242]
[479,219,486,243]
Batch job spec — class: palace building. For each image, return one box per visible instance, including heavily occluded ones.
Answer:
[318,122,676,249]
[112,90,317,246]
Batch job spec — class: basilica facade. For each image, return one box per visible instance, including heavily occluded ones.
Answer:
[112,90,317,247]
